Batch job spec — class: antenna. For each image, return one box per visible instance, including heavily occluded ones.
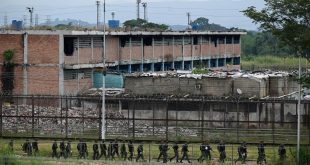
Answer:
[142,2,147,21]
[4,13,8,28]
[26,7,34,28]
[46,15,51,26]
[35,14,38,27]
[187,12,191,25]
[137,0,141,20]
[111,12,115,20]
[96,0,100,29]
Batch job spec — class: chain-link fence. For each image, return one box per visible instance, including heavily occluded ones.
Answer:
[0,95,309,145]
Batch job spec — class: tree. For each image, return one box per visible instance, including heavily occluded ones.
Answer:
[191,17,227,31]
[243,0,310,87]
[241,31,294,56]
[243,0,310,60]
[123,19,169,31]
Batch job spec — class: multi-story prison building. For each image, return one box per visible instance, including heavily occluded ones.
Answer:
[0,30,245,95]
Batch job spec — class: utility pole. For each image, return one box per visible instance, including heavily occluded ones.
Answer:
[111,12,115,20]
[96,0,100,29]
[187,12,191,25]
[142,2,147,21]
[297,52,301,163]
[101,0,106,140]
[137,0,141,20]
[26,7,34,28]
[35,14,38,27]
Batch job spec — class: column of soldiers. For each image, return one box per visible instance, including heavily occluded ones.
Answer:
[21,139,39,156]
[10,139,287,163]
[51,139,72,159]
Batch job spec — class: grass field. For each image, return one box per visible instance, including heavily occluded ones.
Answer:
[241,55,309,71]
[0,139,300,165]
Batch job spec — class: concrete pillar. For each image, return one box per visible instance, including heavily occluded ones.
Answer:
[23,33,28,96]
[172,36,175,69]
[162,37,165,71]
[152,37,155,72]
[91,37,94,60]
[200,36,203,67]
[151,63,155,72]
[119,100,122,113]
[216,58,219,67]
[224,36,227,56]
[182,36,185,70]
[117,37,120,72]
[191,36,194,70]
[208,36,211,56]
[129,37,132,73]
[77,37,80,93]
[208,58,211,68]
[141,37,144,72]
[232,36,235,58]
[217,37,220,56]
[59,34,64,95]
[209,104,213,127]
[128,64,132,74]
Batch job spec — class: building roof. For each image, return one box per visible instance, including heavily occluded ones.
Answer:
[0,29,247,36]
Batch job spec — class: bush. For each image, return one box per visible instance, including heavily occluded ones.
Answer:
[3,49,14,62]
[192,68,209,74]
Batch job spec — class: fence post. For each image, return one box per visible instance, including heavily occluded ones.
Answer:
[65,96,68,139]
[98,96,102,139]
[237,100,240,143]
[201,98,204,141]
[165,98,168,141]
[31,95,34,138]
[127,100,130,138]
[133,99,136,140]
[308,103,310,145]
[149,143,151,162]
[152,101,155,136]
[60,97,63,133]
[176,100,178,140]
[0,97,2,137]
[272,101,275,144]
[231,144,234,165]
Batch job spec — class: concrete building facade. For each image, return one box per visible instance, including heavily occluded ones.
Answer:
[0,30,245,95]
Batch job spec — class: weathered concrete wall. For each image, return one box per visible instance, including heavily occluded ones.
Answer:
[125,76,269,97]
[269,77,299,97]
[118,101,309,129]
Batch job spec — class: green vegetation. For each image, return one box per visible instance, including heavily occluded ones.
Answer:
[192,68,209,74]
[241,31,294,57]
[1,49,15,95]
[123,19,169,31]
[241,55,309,71]
[190,17,227,31]
[243,0,310,59]
[243,0,310,88]
[3,49,14,62]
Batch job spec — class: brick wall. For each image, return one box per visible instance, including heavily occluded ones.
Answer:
[27,67,59,95]
[0,34,24,64]
[28,35,59,64]
[64,78,92,95]
[0,34,24,94]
